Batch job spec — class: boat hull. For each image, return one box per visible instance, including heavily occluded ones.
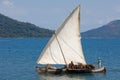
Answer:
[67,67,106,73]
[36,66,106,74]
[36,67,66,74]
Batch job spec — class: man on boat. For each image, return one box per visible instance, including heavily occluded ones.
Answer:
[98,57,102,68]
[68,61,74,69]
[68,61,96,70]
[45,64,57,71]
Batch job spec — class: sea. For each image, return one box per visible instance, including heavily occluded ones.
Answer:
[0,38,120,80]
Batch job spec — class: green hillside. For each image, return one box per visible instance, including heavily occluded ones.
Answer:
[81,20,120,38]
[0,13,53,38]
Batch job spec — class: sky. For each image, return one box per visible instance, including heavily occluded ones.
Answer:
[0,0,120,32]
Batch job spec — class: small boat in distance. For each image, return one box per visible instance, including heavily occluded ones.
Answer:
[36,5,106,74]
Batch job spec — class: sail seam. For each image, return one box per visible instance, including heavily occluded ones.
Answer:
[57,35,85,61]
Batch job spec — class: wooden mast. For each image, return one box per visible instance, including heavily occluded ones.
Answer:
[54,33,68,66]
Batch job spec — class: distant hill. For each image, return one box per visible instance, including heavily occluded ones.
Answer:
[0,13,53,38]
[1,13,120,38]
[81,20,120,38]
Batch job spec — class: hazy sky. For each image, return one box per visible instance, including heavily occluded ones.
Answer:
[0,0,120,32]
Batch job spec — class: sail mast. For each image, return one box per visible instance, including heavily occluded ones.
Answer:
[54,33,67,65]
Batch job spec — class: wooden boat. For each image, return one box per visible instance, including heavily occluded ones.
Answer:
[36,64,106,74]
[36,67,106,74]
[36,5,106,74]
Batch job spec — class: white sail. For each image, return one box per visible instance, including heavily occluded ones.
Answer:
[37,5,86,65]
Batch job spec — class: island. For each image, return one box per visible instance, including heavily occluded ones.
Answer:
[81,20,120,38]
[0,13,120,38]
[0,13,53,38]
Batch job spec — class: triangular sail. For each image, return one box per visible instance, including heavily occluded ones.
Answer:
[37,5,86,65]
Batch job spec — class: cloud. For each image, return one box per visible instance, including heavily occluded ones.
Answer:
[1,0,14,7]
[0,0,28,17]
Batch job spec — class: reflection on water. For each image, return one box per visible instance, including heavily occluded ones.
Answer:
[38,74,85,80]
[37,73,106,80]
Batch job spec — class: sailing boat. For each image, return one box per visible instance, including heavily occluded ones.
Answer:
[36,5,106,74]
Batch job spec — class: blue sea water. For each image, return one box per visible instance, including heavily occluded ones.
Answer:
[0,38,120,80]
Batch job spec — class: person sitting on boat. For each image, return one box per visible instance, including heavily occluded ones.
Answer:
[88,64,96,69]
[68,61,74,69]
[78,63,83,69]
[45,64,57,71]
